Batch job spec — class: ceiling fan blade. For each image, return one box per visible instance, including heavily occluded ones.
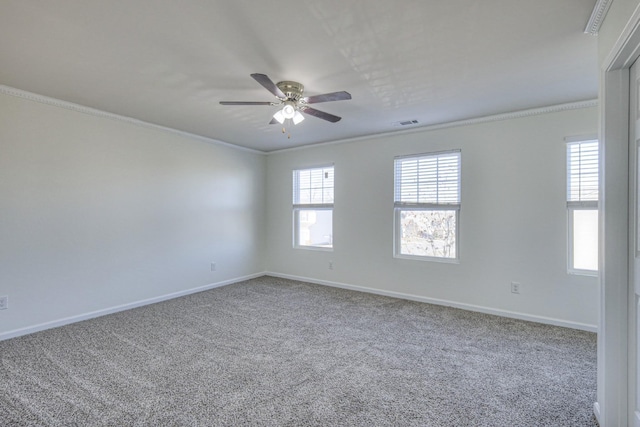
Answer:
[251,73,286,99]
[220,101,273,105]
[300,106,342,123]
[304,91,352,104]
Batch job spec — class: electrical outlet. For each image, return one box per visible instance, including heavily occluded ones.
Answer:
[0,296,8,310]
[328,261,333,270]
[211,262,217,272]
[510,282,521,294]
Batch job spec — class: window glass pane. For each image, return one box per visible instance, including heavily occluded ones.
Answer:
[323,188,334,204]
[294,166,334,205]
[298,189,311,205]
[572,209,598,271]
[400,210,456,258]
[309,187,324,204]
[297,209,333,248]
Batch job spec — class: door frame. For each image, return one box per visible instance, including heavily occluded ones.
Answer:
[599,6,640,425]
[630,58,640,427]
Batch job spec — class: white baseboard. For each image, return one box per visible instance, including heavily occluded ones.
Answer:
[265,272,598,333]
[0,272,264,342]
[593,402,601,425]
[2,271,597,342]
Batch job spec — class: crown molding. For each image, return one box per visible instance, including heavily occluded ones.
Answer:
[268,99,599,155]
[584,0,613,35]
[0,85,266,155]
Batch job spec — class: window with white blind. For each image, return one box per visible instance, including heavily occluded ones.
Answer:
[566,139,599,274]
[394,150,461,260]
[293,166,334,249]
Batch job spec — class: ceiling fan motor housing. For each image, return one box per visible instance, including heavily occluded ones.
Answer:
[276,81,304,101]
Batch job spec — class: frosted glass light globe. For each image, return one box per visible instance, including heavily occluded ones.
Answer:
[282,103,296,119]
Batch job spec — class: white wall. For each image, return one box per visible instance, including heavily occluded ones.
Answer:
[0,91,266,337]
[0,86,599,339]
[266,107,599,330]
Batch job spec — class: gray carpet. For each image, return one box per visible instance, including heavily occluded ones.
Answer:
[0,276,597,426]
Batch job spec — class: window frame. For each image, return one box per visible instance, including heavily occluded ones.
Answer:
[393,150,461,262]
[292,165,334,251]
[565,137,599,276]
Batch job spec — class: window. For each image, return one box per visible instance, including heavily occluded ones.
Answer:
[566,139,599,274]
[293,166,334,249]
[394,150,461,260]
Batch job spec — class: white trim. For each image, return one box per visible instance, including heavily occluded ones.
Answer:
[0,85,265,155]
[584,0,613,35]
[394,148,462,160]
[593,402,601,425]
[0,272,264,342]
[597,4,640,424]
[564,134,598,143]
[393,252,461,264]
[265,272,598,332]
[568,268,598,278]
[599,67,632,427]
[635,410,640,427]
[292,204,334,209]
[268,100,599,155]
[567,201,599,209]
[603,3,640,71]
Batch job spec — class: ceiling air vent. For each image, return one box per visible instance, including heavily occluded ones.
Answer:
[393,119,419,127]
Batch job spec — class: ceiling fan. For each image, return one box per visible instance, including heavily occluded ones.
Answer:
[220,73,351,125]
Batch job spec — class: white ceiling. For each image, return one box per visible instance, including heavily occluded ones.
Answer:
[0,0,598,152]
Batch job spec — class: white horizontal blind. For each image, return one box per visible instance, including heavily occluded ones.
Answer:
[567,140,598,203]
[394,151,461,205]
[293,166,334,206]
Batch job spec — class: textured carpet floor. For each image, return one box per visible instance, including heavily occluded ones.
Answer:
[0,276,597,426]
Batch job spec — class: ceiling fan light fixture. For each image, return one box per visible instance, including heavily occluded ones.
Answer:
[292,110,305,125]
[273,110,285,124]
[282,101,296,119]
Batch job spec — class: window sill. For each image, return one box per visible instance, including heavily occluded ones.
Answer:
[294,245,333,252]
[394,253,460,264]
[568,268,598,277]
